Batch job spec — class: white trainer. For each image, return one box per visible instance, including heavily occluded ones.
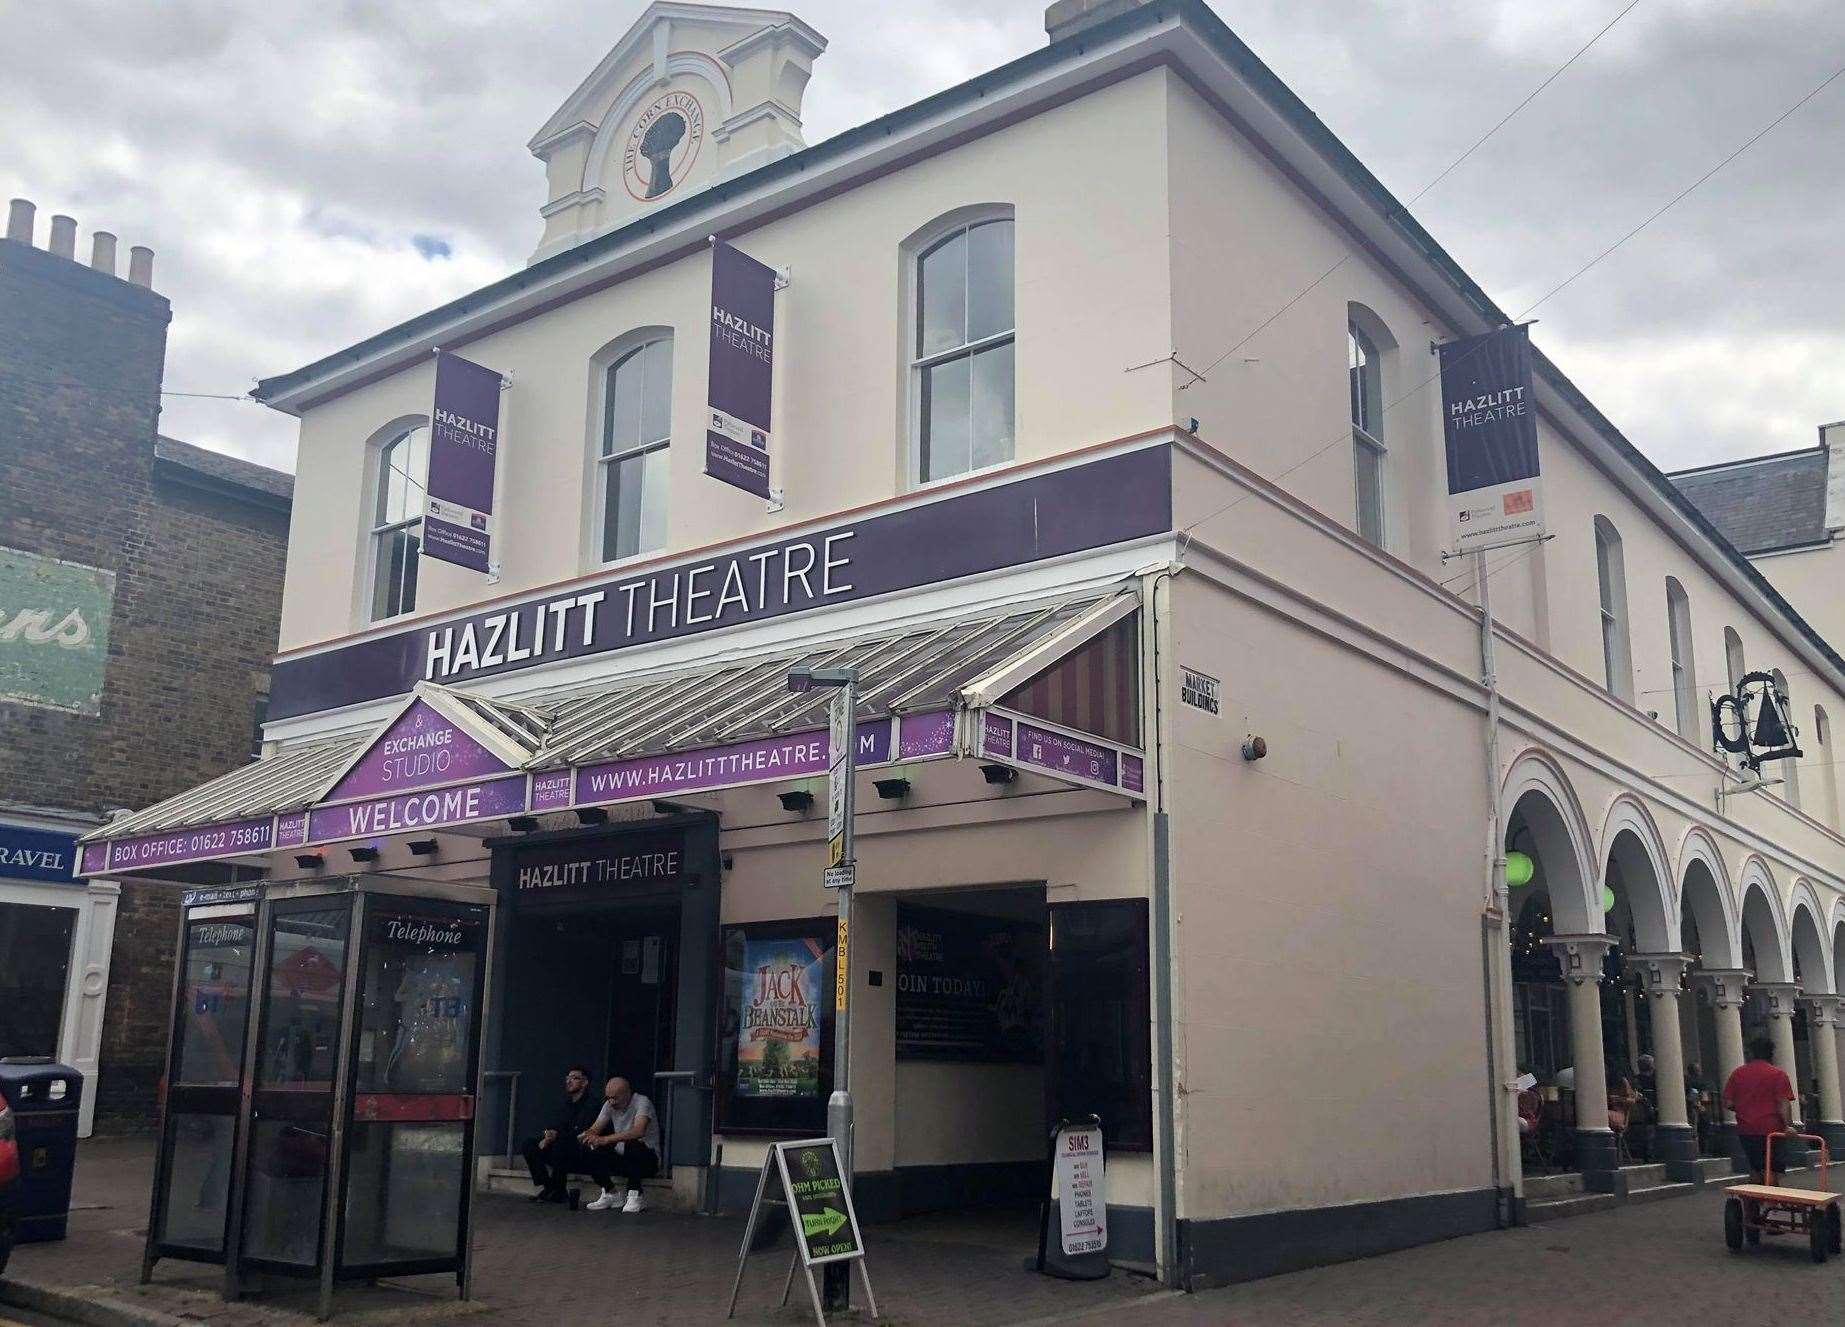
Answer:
[621,1190,646,1214]
[584,1189,620,1211]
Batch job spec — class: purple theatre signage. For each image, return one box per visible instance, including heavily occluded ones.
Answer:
[1121,753,1145,794]
[898,711,956,760]
[424,351,503,573]
[530,769,574,812]
[705,240,776,499]
[275,812,309,849]
[1016,721,1119,786]
[305,774,527,846]
[79,841,109,875]
[267,445,1174,721]
[106,818,275,872]
[981,713,1014,759]
[325,699,509,801]
[578,721,892,804]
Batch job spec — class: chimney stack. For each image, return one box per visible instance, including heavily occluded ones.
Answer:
[90,230,117,276]
[49,214,77,259]
[4,198,156,290]
[5,198,33,243]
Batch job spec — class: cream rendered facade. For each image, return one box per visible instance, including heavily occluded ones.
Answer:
[93,0,1845,1289]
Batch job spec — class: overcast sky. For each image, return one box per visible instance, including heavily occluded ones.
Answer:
[3,0,1840,475]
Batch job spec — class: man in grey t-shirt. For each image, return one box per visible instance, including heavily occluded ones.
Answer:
[577,1077,660,1212]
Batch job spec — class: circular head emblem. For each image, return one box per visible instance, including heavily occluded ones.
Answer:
[801,1150,823,1178]
[623,90,705,202]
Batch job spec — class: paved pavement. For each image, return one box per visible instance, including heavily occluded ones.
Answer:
[8,1138,1845,1325]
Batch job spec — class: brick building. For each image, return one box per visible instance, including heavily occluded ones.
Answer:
[0,198,291,1133]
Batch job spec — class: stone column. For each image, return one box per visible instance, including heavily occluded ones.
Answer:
[1544,935,1618,1182]
[1692,968,1749,1165]
[1628,953,1696,1178]
[1753,983,1805,1125]
[1801,995,1845,1157]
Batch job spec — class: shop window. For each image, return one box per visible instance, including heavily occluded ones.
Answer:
[1594,516,1631,701]
[1348,320,1386,546]
[0,901,77,1058]
[1665,577,1696,740]
[910,212,1015,485]
[715,918,836,1135]
[1047,899,1151,1151]
[893,904,1045,1063]
[369,424,429,622]
[598,336,672,563]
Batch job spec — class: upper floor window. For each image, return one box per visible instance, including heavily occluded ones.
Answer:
[913,215,1014,484]
[1348,323,1385,546]
[1593,516,1631,700]
[1665,577,1696,740]
[599,336,672,563]
[370,424,428,621]
[1773,670,1800,809]
[1724,627,1745,694]
[1816,705,1837,828]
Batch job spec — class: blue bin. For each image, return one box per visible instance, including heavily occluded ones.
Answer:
[0,1059,83,1243]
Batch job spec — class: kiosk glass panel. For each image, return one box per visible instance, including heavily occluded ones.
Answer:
[155,915,255,1253]
[340,900,487,1272]
[243,901,350,1267]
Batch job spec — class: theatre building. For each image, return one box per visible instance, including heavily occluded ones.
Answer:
[79,0,1845,1288]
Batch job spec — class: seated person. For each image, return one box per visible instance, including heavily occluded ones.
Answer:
[579,1076,661,1213]
[519,1065,605,1203]
[1607,1064,1639,1134]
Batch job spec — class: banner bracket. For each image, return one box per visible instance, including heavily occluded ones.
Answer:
[767,487,786,514]
[1439,532,1553,564]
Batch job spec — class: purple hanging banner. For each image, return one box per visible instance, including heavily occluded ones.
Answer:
[705,240,776,499]
[425,351,503,573]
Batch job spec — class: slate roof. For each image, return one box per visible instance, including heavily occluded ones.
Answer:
[155,435,294,504]
[1668,448,1829,556]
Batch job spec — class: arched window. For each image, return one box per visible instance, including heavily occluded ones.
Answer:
[1665,578,1696,740]
[1815,705,1838,829]
[1773,670,1800,809]
[912,214,1014,483]
[369,423,429,621]
[1593,516,1631,700]
[1724,627,1745,694]
[598,336,672,562]
[1348,322,1385,546]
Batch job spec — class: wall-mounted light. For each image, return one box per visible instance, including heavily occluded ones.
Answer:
[407,839,438,857]
[348,845,380,864]
[574,807,609,825]
[778,790,814,812]
[1504,851,1535,888]
[294,853,324,870]
[652,800,685,817]
[1241,736,1267,762]
[979,764,1016,785]
[874,778,911,801]
[507,815,539,833]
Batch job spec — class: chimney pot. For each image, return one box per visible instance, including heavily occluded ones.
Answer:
[129,245,155,289]
[90,231,118,276]
[5,198,33,244]
[49,214,77,259]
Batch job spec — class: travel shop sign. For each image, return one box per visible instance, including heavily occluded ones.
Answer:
[267,445,1173,720]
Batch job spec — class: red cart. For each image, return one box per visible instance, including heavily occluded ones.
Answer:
[1723,1132,1842,1263]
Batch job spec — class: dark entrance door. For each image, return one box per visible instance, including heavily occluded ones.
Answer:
[601,908,680,1104]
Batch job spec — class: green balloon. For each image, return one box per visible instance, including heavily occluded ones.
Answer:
[1601,884,1617,913]
[1505,852,1535,887]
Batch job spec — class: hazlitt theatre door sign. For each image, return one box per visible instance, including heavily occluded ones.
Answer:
[424,351,503,573]
[1438,324,1543,554]
[705,240,777,499]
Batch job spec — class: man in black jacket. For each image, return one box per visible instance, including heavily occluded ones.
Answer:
[519,1065,607,1202]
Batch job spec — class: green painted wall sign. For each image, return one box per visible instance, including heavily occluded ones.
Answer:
[0,546,115,715]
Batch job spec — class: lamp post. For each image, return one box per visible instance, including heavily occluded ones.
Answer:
[787,663,858,1311]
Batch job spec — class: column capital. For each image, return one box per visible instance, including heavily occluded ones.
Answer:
[1751,981,1804,1019]
[1691,967,1751,1008]
[1543,934,1614,985]
[1624,952,1691,994]
[1802,994,1845,1028]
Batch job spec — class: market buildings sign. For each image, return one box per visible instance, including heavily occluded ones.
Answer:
[0,545,115,715]
[267,445,1173,720]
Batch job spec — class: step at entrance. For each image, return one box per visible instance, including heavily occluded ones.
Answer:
[1525,1191,1618,1223]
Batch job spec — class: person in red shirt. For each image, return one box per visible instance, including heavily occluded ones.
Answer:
[1722,1036,1797,1181]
